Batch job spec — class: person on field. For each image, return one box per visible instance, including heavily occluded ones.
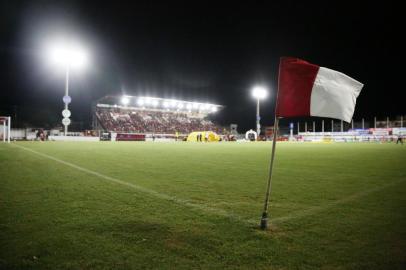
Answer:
[396,134,403,144]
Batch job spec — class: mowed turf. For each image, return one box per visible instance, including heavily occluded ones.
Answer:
[0,141,405,269]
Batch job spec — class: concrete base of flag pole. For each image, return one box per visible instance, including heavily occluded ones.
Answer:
[260,212,268,230]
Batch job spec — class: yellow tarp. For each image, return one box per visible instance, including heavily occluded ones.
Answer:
[187,131,220,142]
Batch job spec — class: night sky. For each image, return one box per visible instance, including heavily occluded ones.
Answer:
[0,1,402,131]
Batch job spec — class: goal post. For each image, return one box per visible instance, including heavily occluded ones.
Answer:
[0,116,11,143]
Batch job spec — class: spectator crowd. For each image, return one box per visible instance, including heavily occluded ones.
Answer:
[96,107,222,134]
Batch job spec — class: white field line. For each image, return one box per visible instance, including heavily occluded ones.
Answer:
[11,143,248,223]
[258,178,406,224]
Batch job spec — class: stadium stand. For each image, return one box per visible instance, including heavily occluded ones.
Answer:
[95,105,222,134]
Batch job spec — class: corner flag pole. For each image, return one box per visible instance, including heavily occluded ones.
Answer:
[260,116,280,229]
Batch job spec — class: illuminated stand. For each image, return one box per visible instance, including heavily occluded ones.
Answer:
[0,116,11,143]
[93,95,223,141]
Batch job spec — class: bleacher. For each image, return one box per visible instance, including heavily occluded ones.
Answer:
[96,106,222,134]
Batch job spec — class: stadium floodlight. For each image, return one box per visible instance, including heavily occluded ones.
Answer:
[137,98,145,106]
[152,99,159,107]
[145,98,152,105]
[186,103,192,110]
[252,86,267,100]
[121,96,130,105]
[211,106,218,113]
[170,100,177,108]
[163,101,169,108]
[47,42,88,70]
[192,103,199,109]
[45,39,89,136]
[252,85,268,136]
[177,103,184,109]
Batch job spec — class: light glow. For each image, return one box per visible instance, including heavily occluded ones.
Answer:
[46,40,88,70]
[109,95,221,114]
[170,100,177,107]
[252,86,268,99]
[137,99,145,106]
[121,96,130,105]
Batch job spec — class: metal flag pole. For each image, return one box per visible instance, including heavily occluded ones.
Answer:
[260,58,283,230]
[260,116,280,230]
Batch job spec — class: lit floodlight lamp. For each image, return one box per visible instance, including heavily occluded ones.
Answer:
[204,104,211,110]
[137,98,145,106]
[121,96,130,105]
[252,86,268,100]
[152,99,159,107]
[163,101,169,108]
[211,106,218,113]
[186,103,192,110]
[145,98,152,105]
[177,103,184,109]
[199,104,205,111]
[170,100,177,107]
[192,103,199,109]
[47,42,88,70]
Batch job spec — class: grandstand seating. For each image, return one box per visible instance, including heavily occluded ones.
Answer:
[96,107,222,134]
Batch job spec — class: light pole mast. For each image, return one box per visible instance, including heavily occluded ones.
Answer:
[64,66,70,135]
[46,39,88,137]
[256,98,260,136]
[252,86,268,138]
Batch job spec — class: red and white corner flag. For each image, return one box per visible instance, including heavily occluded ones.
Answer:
[260,57,364,230]
[276,57,364,123]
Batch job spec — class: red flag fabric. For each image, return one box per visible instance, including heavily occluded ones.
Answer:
[275,57,363,123]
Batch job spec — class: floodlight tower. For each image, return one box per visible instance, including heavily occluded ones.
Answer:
[47,41,88,135]
[252,86,268,137]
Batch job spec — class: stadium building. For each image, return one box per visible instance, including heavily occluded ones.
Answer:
[92,95,224,141]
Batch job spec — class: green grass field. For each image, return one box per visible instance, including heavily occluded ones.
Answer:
[0,141,405,269]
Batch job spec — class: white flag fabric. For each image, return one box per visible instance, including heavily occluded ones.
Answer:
[276,57,364,123]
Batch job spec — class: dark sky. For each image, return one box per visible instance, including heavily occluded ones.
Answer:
[0,1,403,130]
